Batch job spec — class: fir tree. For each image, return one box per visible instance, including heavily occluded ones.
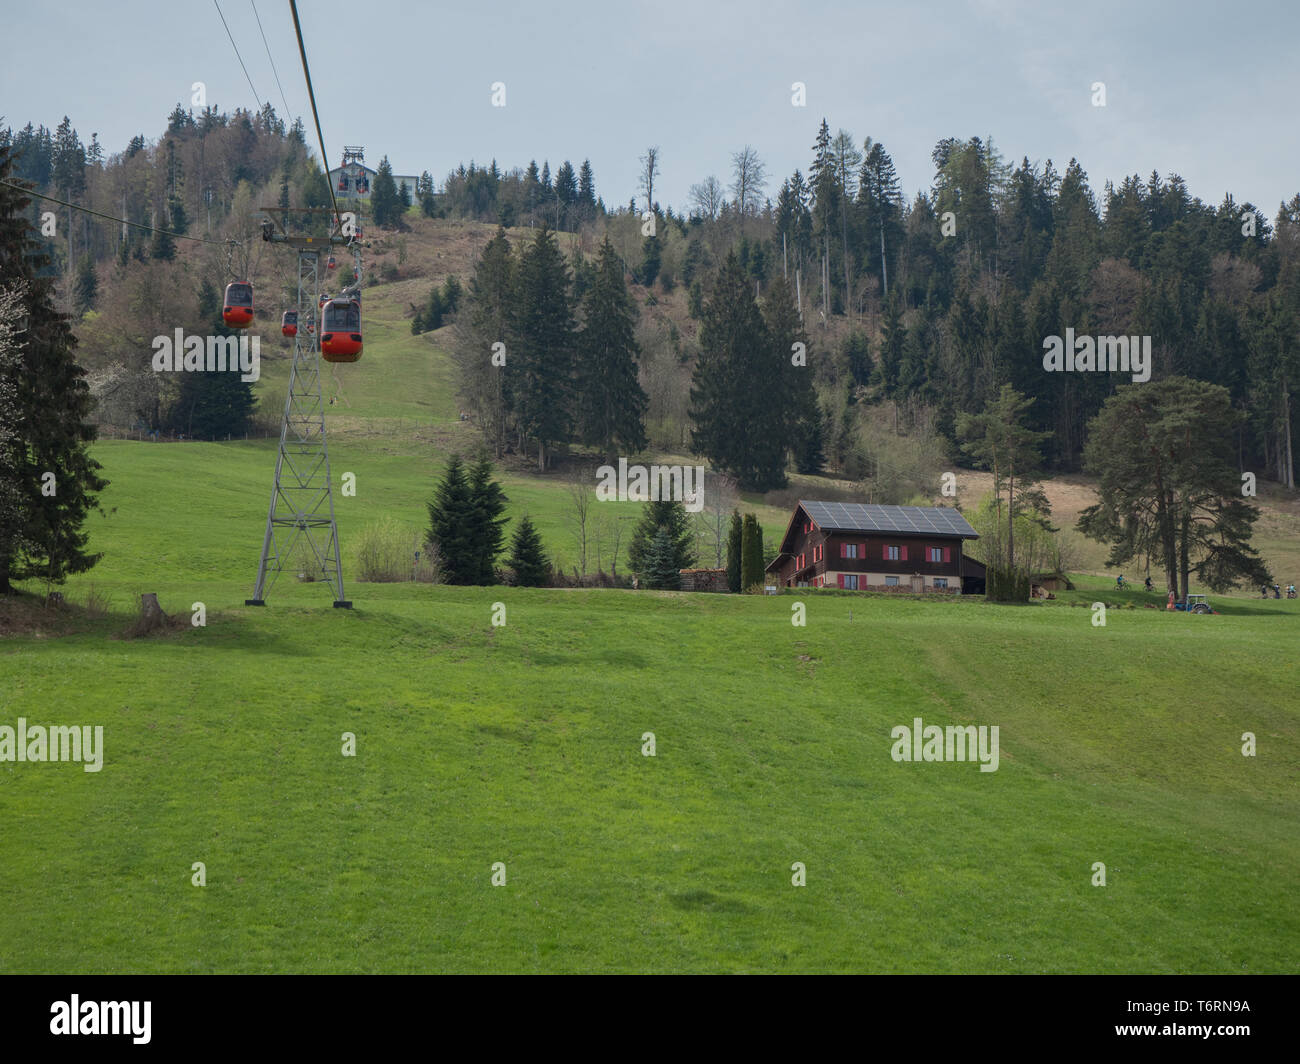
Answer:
[639,234,661,286]
[627,500,696,576]
[508,514,550,587]
[508,226,575,470]
[576,238,647,462]
[642,529,682,590]
[466,456,509,584]
[425,455,478,585]
[73,255,97,313]
[0,144,107,592]
[370,156,401,227]
[690,251,788,490]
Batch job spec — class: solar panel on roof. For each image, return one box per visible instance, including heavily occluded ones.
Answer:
[800,500,976,537]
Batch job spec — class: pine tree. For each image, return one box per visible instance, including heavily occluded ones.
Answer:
[467,457,509,584]
[726,510,743,592]
[425,455,478,585]
[576,238,647,462]
[509,226,575,470]
[642,529,682,590]
[627,500,696,576]
[370,156,400,227]
[740,513,764,591]
[508,514,550,587]
[0,144,107,592]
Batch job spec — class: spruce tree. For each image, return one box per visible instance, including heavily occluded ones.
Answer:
[73,255,97,313]
[370,156,400,227]
[461,228,514,456]
[627,500,696,576]
[764,275,820,474]
[576,237,647,463]
[467,457,509,584]
[726,510,743,592]
[741,513,764,591]
[0,145,107,592]
[425,455,477,584]
[639,234,661,286]
[642,529,682,590]
[690,251,787,490]
[509,226,575,470]
[508,514,550,587]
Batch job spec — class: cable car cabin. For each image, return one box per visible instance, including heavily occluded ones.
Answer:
[320,298,362,362]
[223,282,254,328]
[281,310,298,337]
[326,255,337,270]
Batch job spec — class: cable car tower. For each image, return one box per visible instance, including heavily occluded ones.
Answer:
[245,207,360,608]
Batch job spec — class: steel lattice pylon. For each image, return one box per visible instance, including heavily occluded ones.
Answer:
[245,247,351,608]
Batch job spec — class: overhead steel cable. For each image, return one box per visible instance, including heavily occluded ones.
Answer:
[213,0,263,111]
[0,178,236,247]
[251,0,295,127]
[289,0,342,230]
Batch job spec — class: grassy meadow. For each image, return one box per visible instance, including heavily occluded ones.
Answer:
[1,254,1297,973]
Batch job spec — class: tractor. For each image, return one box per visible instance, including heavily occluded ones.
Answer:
[1169,592,1214,614]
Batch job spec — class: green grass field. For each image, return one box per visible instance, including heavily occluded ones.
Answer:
[1,270,1297,973]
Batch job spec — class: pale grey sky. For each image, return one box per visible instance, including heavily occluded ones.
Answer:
[4,0,1297,217]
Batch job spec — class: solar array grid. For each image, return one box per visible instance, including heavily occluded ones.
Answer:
[800,501,976,537]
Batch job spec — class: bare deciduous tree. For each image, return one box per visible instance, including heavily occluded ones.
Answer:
[694,469,738,568]
[730,146,767,217]
[638,146,661,214]
[689,175,723,221]
[566,469,595,577]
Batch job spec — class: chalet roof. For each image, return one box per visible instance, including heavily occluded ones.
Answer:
[799,501,978,538]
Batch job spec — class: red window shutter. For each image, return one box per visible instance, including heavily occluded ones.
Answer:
[883,543,890,560]
[943,546,951,563]
[837,574,844,589]
[901,545,908,562]
[840,542,846,558]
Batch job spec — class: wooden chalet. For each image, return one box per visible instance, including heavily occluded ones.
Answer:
[765,501,982,594]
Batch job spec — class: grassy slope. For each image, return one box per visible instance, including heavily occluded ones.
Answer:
[1,215,1297,973]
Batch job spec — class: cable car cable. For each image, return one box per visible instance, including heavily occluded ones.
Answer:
[0,179,239,248]
[289,0,341,231]
[251,0,295,128]
[212,0,264,111]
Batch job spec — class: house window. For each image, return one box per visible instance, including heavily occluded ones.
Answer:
[844,543,859,560]
[934,578,948,589]
[844,574,859,590]
[885,576,899,587]
[886,545,900,561]
[929,547,943,563]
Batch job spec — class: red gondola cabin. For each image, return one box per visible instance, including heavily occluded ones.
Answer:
[281,310,298,337]
[223,282,254,327]
[320,298,362,362]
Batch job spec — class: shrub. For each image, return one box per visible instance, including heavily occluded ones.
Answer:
[354,518,441,582]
